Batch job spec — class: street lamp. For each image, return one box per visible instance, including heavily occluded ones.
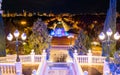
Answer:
[99,28,120,57]
[7,30,27,62]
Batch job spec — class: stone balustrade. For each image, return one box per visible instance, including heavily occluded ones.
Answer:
[0,63,16,75]
[0,49,108,75]
[77,55,106,64]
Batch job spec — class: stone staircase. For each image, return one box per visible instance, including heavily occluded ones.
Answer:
[46,63,74,75]
[50,45,70,62]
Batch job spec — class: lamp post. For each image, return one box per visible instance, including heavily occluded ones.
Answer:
[99,28,120,57]
[7,30,27,62]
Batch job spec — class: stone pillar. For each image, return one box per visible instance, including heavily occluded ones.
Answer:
[38,50,47,75]
[32,69,36,75]
[84,71,88,75]
[0,0,2,9]
[73,50,78,58]
[15,62,22,75]
[73,50,78,63]
[103,61,110,75]
[30,49,35,62]
[42,50,47,61]
[0,0,3,14]
[0,67,1,75]
[87,49,92,64]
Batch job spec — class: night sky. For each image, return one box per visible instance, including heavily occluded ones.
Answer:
[2,0,120,14]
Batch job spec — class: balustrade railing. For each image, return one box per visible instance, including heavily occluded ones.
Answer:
[73,50,84,75]
[77,55,106,64]
[0,49,108,75]
[77,55,88,63]
[0,55,16,63]
[34,55,42,62]
[0,63,16,75]
[19,55,42,63]
[36,50,47,75]
[92,56,105,63]
[0,55,106,64]
[0,50,44,75]
[20,55,31,62]
[0,55,42,63]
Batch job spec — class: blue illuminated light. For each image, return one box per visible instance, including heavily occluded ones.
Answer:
[50,28,69,37]
[51,31,55,36]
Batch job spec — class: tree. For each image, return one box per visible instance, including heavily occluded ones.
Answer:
[0,14,6,56]
[73,30,91,55]
[24,19,52,54]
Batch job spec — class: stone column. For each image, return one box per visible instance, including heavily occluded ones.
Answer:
[15,62,22,75]
[103,61,110,75]
[0,0,3,14]
[87,49,92,64]
[42,50,47,61]
[30,49,35,62]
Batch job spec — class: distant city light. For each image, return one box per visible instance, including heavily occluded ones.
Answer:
[20,20,27,25]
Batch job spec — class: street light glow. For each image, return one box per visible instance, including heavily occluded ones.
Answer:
[21,33,27,40]
[114,32,120,40]
[20,20,27,25]
[99,27,120,57]
[7,33,13,41]
[99,32,105,40]
[7,29,27,62]
[14,30,20,38]
[106,28,113,36]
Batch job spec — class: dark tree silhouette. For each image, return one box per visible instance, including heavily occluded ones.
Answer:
[74,30,91,55]
[24,19,52,54]
[0,14,6,56]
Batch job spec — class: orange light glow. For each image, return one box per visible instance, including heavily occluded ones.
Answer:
[20,21,27,25]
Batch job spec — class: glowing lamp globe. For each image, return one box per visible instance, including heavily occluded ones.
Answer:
[21,33,27,40]
[114,32,120,40]
[13,30,20,38]
[7,33,13,41]
[99,32,105,40]
[106,28,113,36]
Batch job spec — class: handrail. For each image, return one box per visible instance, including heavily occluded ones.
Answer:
[36,51,47,75]
[73,57,84,75]
[36,60,47,75]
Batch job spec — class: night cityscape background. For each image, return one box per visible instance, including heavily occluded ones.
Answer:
[1,0,120,55]
[2,0,120,13]
[1,0,120,75]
